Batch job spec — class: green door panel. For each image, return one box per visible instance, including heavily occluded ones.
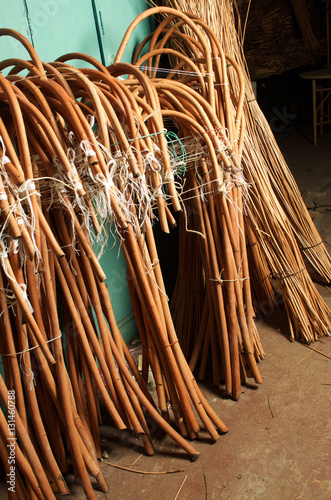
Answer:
[0,0,32,62]
[93,0,152,64]
[24,0,102,63]
[96,227,137,342]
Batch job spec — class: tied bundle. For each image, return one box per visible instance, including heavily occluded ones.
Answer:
[114,7,265,399]
[152,2,331,342]
[0,25,232,500]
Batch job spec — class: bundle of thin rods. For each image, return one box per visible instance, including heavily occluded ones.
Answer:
[165,0,331,282]
[152,1,331,342]
[117,7,267,397]
[0,25,233,499]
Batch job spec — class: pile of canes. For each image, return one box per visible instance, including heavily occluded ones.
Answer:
[0,5,330,498]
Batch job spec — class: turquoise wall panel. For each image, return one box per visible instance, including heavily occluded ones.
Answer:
[0,0,151,65]
[96,226,137,341]
[93,0,152,64]
[0,0,32,60]
[24,0,102,63]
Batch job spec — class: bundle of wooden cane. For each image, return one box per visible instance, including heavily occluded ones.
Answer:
[0,5,330,495]
[151,2,331,343]
[113,7,265,399]
[0,28,233,499]
[157,0,331,282]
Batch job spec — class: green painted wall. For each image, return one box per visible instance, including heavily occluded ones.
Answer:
[93,0,153,65]
[0,0,151,64]
[0,0,152,344]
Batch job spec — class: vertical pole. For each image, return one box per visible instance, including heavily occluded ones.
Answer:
[312,79,317,146]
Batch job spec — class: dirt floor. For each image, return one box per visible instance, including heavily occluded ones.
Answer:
[1,125,330,499]
[90,309,331,500]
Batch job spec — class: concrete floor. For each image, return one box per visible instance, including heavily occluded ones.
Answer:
[1,125,330,499]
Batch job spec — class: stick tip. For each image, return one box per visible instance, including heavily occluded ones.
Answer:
[189,452,200,462]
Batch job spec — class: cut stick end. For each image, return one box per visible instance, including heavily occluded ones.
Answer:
[161,225,170,234]
[189,452,200,462]
[97,271,107,282]
[95,472,109,493]
[188,431,199,440]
